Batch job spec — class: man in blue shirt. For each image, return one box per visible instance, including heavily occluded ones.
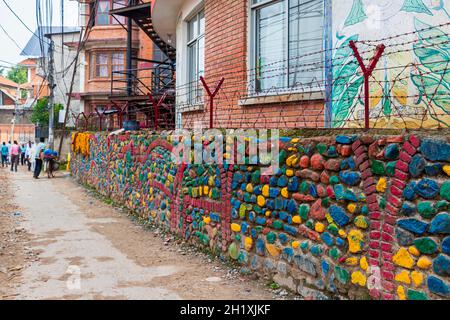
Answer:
[33,138,46,179]
[1,142,8,167]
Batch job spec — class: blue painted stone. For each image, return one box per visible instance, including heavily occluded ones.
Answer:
[329,205,350,226]
[425,163,442,176]
[334,184,345,200]
[283,224,297,236]
[288,177,299,192]
[294,255,317,276]
[269,188,280,198]
[251,228,257,238]
[275,197,284,210]
[231,180,239,190]
[385,144,400,160]
[287,199,297,214]
[433,254,450,277]
[256,216,266,225]
[420,139,450,161]
[269,176,278,187]
[231,208,239,219]
[409,154,426,178]
[249,195,256,203]
[340,158,349,170]
[336,135,353,144]
[443,237,450,255]
[343,189,358,202]
[427,276,449,297]
[415,179,440,199]
[253,185,262,195]
[336,237,345,247]
[240,183,247,191]
[401,202,416,216]
[339,171,361,186]
[321,232,335,247]
[277,176,288,187]
[249,212,255,222]
[397,218,428,235]
[282,248,294,262]
[279,233,288,245]
[429,213,450,234]
[309,184,318,198]
[347,157,356,170]
[256,237,265,256]
[327,146,338,158]
[310,245,323,256]
[321,259,330,275]
[279,211,288,221]
[266,199,275,210]
[241,222,249,234]
[403,182,417,201]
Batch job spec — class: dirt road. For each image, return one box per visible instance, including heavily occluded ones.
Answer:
[0,166,286,300]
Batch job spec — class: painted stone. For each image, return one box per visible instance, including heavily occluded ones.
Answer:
[376,178,387,193]
[309,200,325,220]
[413,237,438,254]
[339,171,361,186]
[407,289,428,300]
[425,163,442,176]
[397,218,428,235]
[229,242,239,260]
[442,237,450,255]
[347,229,364,253]
[409,154,426,177]
[334,266,349,284]
[403,182,417,201]
[336,135,354,144]
[394,270,411,285]
[429,213,450,234]
[401,202,417,217]
[351,271,366,287]
[420,139,450,161]
[417,201,437,219]
[288,177,299,192]
[386,161,396,176]
[299,155,310,168]
[432,254,450,277]
[393,247,415,269]
[329,205,350,227]
[415,179,440,199]
[427,276,449,297]
[444,165,450,176]
[321,232,334,246]
[311,154,325,170]
[411,271,424,287]
[371,160,385,175]
[441,181,450,201]
[385,144,400,160]
[417,256,432,269]
[354,215,369,229]
[256,237,266,256]
[294,255,316,276]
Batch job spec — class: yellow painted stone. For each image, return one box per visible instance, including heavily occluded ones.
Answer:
[345,257,359,266]
[376,178,387,193]
[393,247,415,269]
[246,183,253,193]
[281,187,289,198]
[325,213,334,224]
[315,222,325,233]
[394,270,411,285]
[262,185,270,197]
[286,169,294,177]
[244,237,253,251]
[265,210,271,217]
[292,215,302,224]
[292,241,300,249]
[354,215,369,229]
[338,229,347,238]
[443,165,450,176]
[231,223,241,233]
[203,186,209,196]
[291,138,299,144]
[351,271,366,286]
[411,271,424,287]
[408,246,420,257]
[257,195,266,207]
[266,243,281,257]
[348,229,364,253]
[417,256,432,269]
[209,189,213,198]
[397,285,406,300]
[347,203,357,214]
[286,155,297,167]
[203,217,211,224]
[360,256,368,271]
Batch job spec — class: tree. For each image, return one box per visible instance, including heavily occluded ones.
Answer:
[6,66,27,85]
[30,97,64,127]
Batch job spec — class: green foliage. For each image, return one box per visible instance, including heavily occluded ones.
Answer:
[331,34,364,128]
[411,19,450,125]
[30,97,64,126]
[6,66,27,85]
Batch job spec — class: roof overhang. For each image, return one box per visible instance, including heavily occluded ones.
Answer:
[152,0,184,47]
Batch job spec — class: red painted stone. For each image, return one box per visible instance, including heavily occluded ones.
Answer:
[370,231,381,239]
[369,249,380,258]
[369,258,380,267]
[370,241,380,249]
[299,169,320,182]
[382,223,394,235]
[370,289,381,299]
[325,159,341,171]
[394,169,408,181]
[409,134,420,148]
[292,193,316,202]
[382,280,395,293]
[370,211,381,220]
[316,184,327,197]
[352,139,362,151]
[299,155,310,168]
[320,171,330,184]
[390,185,403,198]
[399,151,412,163]
[403,141,416,156]
[340,145,352,157]
[360,160,370,171]
[386,135,404,144]
[385,214,397,226]
[310,154,325,170]
[354,145,366,157]
[383,261,395,271]
[391,178,406,189]
[356,153,368,167]
[310,199,326,220]
[382,252,393,261]
[381,243,393,252]
[360,135,374,145]
[382,232,394,242]
[382,270,394,281]
[370,221,381,230]
[395,160,409,172]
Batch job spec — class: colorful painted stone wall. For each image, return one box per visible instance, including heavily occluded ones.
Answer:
[331,0,450,129]
[70,131,450,300]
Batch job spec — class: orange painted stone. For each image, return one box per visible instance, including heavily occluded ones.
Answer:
[311,154,325,170]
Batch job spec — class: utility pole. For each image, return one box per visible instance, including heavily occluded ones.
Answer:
[48,39,56,149]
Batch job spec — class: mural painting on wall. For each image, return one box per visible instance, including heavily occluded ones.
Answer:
[71,131,450,300]
[331,0,450,129]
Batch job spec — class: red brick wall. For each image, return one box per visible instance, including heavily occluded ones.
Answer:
[182,0,325,129]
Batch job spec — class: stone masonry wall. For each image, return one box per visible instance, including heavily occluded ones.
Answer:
[70,131,450,300]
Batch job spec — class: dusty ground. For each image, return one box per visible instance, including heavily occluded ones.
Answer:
[0,166,294,300]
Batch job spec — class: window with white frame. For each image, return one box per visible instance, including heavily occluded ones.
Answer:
[251,0,324,93]
[187,10,205,103]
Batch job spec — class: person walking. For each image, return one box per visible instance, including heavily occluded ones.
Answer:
[25,141,33,171]
[20,143,26,166]
[6,141,11,165]
[34,138,46,179]
[1,142,8,168]
[9,141,20,172]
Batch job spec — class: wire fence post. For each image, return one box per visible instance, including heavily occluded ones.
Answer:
[349,41,385,130]
[200,76,225,129]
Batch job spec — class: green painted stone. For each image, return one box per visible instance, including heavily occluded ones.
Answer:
[300,181,310,194]
[255,226,263,233]
[317,143,327,155]
[251,170,261,184]
[239,204,247,218]
[379,197,386,209]
[300,241,309,251]
[266,232,276,244]
[322,197,330,208]
[441,181,450,201]
[279,150,288,165]
[361,205,369,215]
[371,160,385,175]
[407,289,428,300]
[435,200,448,212]
[229,242,239,260]
[418,201,437,219]
[299,204,310,220]
[329,247,341,260]
[413,237,438,254]
[386,161,396,176]
[244,192,251,202]
[305,220,314,230]
[334,266,349,284]
[327,223,339,235]
[236,234,241,241]
[329,176,339,185]
[254,205,262,214]
[196,166,205,176]
[211,187,219,199]
[273,220,283,230]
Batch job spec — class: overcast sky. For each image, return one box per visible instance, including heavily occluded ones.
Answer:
[0,0,79,68]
